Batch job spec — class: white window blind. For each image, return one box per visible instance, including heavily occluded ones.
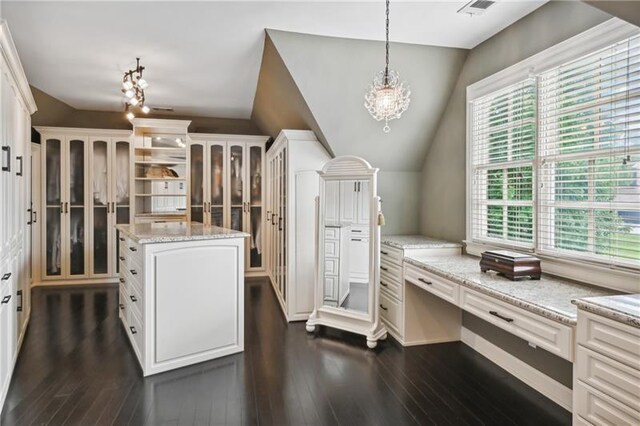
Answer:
[471,79,536,248]
[538,35,640,268]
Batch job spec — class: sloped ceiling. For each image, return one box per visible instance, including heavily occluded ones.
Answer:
[584,1,640,27]
[264,30,468,172]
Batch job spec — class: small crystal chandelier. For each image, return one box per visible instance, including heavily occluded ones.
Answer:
[122,57,150,120]
[364,0,411,133]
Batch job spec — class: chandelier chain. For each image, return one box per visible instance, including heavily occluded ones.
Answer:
[385,0,390,81]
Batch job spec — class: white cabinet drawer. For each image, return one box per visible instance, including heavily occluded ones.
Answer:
[118,283,127,320]
[324,227,340,240]
[128,279,143,321]
[575,381,640,426]
[380,258,403,283]
[461,288,574,361]
[125,264,143,294]
[127,309,144,360]
[380,244,403,265]
[324,240,339,257]
[380,276,402,301]
[578,311,640,370]
[380,291,402,334]
[576,346,640,410]
[404,263,459,306]
[350,225,369,237]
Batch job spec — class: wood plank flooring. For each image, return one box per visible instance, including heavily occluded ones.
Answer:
[1,279,571,425]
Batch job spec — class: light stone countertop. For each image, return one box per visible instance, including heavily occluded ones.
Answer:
[573,294,640,328]
[116,222,249,244]
[381,235,462,250]
[404,254,618,326]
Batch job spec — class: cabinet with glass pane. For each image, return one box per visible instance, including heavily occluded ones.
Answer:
[188,135,268,273]
[36,128,132,281]
[89,135,131,278]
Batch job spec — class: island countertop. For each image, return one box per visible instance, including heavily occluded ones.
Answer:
[404,254,618,325]
[116,222,249,244]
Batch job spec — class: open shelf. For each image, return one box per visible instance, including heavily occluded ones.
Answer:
[135,160,186,166]
[135,193,187,197]
[135,177,186,181]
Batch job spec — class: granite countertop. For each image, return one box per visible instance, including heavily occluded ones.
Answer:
[404,254,618,326]
[381,235,462,250]
[116,222,249,244]
[573,294,640,328]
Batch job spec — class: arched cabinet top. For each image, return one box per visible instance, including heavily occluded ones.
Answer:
[319,156,378,177]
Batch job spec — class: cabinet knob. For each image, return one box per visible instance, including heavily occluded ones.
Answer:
[130,295,137,302]
[380,282,388,287]
[129,326,137,334]
[1,295,11,304]
[1,272,11,281]
[119,278,125,283]
[380,266,388,271]
[119,256,125,261]
[119,303,125,310]
[129,247,137,252]
[130,270,137,275]
[119,237,125,241]
[380,250,389,255]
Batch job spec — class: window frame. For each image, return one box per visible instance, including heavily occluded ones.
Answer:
[466,18,640,293]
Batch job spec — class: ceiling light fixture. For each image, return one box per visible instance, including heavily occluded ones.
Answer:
[364,0,411,133]
[122,57,151,120]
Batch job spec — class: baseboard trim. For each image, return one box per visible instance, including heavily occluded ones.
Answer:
[461,327,572,412]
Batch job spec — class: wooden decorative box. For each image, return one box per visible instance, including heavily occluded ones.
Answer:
[480,250,541,281]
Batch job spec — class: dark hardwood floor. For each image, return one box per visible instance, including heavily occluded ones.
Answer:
[1,279,571,425]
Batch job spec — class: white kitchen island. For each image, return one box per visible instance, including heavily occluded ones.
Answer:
[115,222,248,376]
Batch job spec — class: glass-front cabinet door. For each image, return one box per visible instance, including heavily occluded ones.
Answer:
[44,137,63,278]
[209,143,225,227]
[90,139,109,276]
[189,142,205,224]
[247,144,264,270]
[228,144,245,232]
[66,138,87,278]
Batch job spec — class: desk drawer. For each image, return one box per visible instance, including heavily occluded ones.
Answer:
[461,288,573,361]
[576,345,640,410]
[379,291,401,334]
[577,311,640,369]
[404,263,459,306]
[575,381,640,426]
[379,276,402,301]
[380,258,403,283]
[380,244,403,265]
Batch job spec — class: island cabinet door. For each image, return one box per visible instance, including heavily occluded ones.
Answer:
[153,242,242,365]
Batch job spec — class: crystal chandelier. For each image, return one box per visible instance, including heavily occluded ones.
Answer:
[122,57,150,120]
[364,0,411,133]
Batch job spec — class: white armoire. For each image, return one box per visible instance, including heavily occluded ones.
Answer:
[0,21,37,414]
[35,127,132,283]
[265,130,331,321]
[188,134,269,274]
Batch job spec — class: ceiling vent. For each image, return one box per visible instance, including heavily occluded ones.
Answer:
[151,107,174,112]
[457,0,495,16]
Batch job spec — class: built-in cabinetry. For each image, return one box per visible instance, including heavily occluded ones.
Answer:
[189,134,268,273]
[322,225,349,307]
[35,128,132,282]
[379,242,463,346]
[573,309,640,425]
[0,21,37,415]
[265,130,331,321]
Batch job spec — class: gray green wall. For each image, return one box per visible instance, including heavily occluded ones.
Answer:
[420,1,613,387]
[31,86,262,135]
[419,1,612,243]
[585,0,640,27]
[258,30,468,235]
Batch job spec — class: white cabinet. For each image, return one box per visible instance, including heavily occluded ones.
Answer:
[36,128,132,282]
[339,181,358,224]
[0,21,36,415]
[188,135,268,273]
[265,130,331,321]
[323,226,349,307]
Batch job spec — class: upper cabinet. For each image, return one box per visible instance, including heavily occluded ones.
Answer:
[188,135,269,273]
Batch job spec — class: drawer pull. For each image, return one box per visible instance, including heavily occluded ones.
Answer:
[2,145,10,172]
[119,256,125,261]
[352,230,362,233]
[119,278,125,283]
[130,270,137,275]
[17,290,22,312]
[130,326,137,334]
[119,237,125,241]
[129,247,137,252]
[489,311,514,323]
[1,295,11,304]
[1,272,11,281]
[379,304,388,311]
[380,266,388,271]
[119,303,125,310]
[380,282,388,287]
[352,238,362,242]
[130,295,137,302]
[381,250,389,255]
[418,278,432,285]
[16,156,23,176]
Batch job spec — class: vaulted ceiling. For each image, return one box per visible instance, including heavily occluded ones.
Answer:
[2,1,546,118]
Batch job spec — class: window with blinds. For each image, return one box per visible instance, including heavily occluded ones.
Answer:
[471,79,536,248]
[469,34,640,269]
[538,35,640,267]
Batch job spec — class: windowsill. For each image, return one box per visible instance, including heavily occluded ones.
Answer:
[464,240,640,294]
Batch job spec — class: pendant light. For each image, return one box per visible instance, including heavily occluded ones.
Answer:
[122,57,151,120]
[364,0,411,133]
